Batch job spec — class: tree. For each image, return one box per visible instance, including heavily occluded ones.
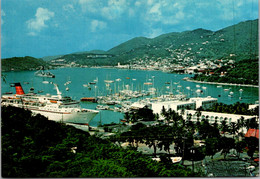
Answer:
[143,125,160,157]
[235,140,246,159]
[229,122,238,139]
[237,116,245,134]
[218,137,235,160]
[204,137,219,159]
[220,118,229,136]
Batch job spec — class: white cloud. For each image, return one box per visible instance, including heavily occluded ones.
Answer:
[1,9,6,25]
[78,0,97,13]
[144,0,187,25]
[134,1,142,7]
[26,7,54,35]
[149,3,161,16]
[79,0,129,20]
[63,4,75,12]
[91,20,107,32]
[101,0,128,20]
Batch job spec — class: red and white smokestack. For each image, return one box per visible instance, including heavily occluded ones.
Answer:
[14,83,25,95]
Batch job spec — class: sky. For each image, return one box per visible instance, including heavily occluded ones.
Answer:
[1,0,259,58]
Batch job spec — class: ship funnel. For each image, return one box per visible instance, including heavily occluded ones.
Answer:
[14,83,25,95]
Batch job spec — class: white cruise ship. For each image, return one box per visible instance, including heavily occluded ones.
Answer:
[1,83,99,124]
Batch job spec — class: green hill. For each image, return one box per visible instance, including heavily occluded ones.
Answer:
[105,19,258,64]
[108,37,151,55]
[51,19,256,66]
[1,56,52,72]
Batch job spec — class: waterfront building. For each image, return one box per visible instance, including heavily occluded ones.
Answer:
[184,110,257,125]
[151,97,217,116]
[151,100,196,115]
[189,97,218,109]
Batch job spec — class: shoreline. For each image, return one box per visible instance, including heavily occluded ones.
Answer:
[184,78,259,88]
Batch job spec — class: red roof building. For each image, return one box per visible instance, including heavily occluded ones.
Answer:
[245,129,259,139]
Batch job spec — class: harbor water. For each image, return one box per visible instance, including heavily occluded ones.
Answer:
[1,67,259,126]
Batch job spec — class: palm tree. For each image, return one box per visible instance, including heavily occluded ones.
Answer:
[220,118,229,136]
[237,116,245,134]
[229,122,238,139]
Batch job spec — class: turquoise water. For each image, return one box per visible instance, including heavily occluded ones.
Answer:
[1,68,259,126]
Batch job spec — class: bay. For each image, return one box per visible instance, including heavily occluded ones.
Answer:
[1,67,259,126]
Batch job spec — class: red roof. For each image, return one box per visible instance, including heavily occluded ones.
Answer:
[245,129,259,139]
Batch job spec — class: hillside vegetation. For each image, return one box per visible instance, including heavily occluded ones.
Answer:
[1,106,197,177]
[192,58,259,85]
[1,56,52,71]
[45,19,258,66]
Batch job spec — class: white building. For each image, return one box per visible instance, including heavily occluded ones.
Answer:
[184,110,257,125]
[151,97,218,116]
[151,100,196,115]
[189,97,217,109]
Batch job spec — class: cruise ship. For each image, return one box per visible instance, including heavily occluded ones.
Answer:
[1,83,99,124]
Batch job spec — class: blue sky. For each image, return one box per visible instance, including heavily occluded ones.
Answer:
[1,0,258,58]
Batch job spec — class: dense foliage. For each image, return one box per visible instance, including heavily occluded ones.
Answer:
[192,58,259,85]
[1,56,52,72]
[2,106,198,177]
[208,102,259,116]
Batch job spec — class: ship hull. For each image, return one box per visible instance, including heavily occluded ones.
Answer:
[2,103,98,124]
[30,108,98,124]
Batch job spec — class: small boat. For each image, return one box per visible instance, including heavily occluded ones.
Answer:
[196,85,200,88]
[96,105,109,110]
[106,101,116,105]
[89,82,96,85]
[83,84,90,87]
[35,66,55,78]
[202,86,207,90]
[80,97,97,102]
[165,82,170,84]
[217,85,222,88]
[230,91,234,95]
[144,82,153,85]
[66,87,69,91]
[42,81,49,84]
[224,88,230,91]
[239,89,243,92]
[104,80,114,83]
[196,89,203,93]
